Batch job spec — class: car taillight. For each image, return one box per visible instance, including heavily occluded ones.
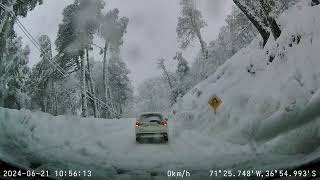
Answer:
[160,120,168,126]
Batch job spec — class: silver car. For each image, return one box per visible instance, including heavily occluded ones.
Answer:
[135,112,169,143]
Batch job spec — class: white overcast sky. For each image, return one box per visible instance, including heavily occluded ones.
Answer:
[16,0,233,88]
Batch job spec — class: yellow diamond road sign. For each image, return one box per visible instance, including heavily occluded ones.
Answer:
[208,95,222,112]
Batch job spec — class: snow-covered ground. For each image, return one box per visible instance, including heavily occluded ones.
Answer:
[1,1,320,180]
[0,107,245,180]
[174,0,320,173]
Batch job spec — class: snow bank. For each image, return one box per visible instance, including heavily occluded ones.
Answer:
[0,108,123,178]
[174,0,320,168]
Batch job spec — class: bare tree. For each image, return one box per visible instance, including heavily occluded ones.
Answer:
[157,58,174,92]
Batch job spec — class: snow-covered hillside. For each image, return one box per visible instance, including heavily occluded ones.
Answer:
[174,0,320,169]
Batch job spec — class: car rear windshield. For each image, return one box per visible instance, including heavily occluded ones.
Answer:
[140,114,163,122]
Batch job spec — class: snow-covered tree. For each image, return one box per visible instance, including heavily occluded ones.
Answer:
[177,0,208,57]
[78,0,105,118]
[108,55,133,118]
[0,0,42,71]
[51,76,81,116]
[55,0,104,117]
[0,0,43,108]
[171,52,191,105]
[260,0,281,40]
[174,52,190,81]
[55,2,86,116]
[274,0,300,13]
[225,7,258,54]
[232,0,270,47]
[232,0,282,46]
[157,58,174,91]
[190,6,258,83]
[98,8,129,118]
[28,35,59,114]
[2,37,30,109]
[0,0,42,34]
[157,57,177,106]
[135,77,171,113]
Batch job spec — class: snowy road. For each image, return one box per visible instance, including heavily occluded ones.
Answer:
[0,108,238,179]
[1,108,320,180]
[0,108,214,179]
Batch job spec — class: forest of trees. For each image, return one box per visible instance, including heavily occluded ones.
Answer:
[0,0,133,119]
[0,0,314,117]
[135,0,303,113]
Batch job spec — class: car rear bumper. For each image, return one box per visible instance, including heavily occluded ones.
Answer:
[136,131,167,136]
[135,126,168,134]
[136,132,167,138]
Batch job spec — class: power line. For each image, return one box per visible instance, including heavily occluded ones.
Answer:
[0,3,120,118]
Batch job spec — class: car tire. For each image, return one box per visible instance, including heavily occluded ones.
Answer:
[163,134,168,143]
[136,136,141,143]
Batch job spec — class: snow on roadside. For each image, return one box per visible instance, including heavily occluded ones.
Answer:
[174,0,320,169]
[0,107,255,179]
[0,108,122,178]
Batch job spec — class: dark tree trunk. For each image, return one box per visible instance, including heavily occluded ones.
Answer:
[233,0,270,47]
[163,66,176,105]
[119,103,123,117]
[189,12,208,58]
[80,53,87,117]
[86,48,98,118]
[195,27,208,58]
[102,41,110,118]
[268,17,281,40]
[52,81,58,116]
[260,0,282,40]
